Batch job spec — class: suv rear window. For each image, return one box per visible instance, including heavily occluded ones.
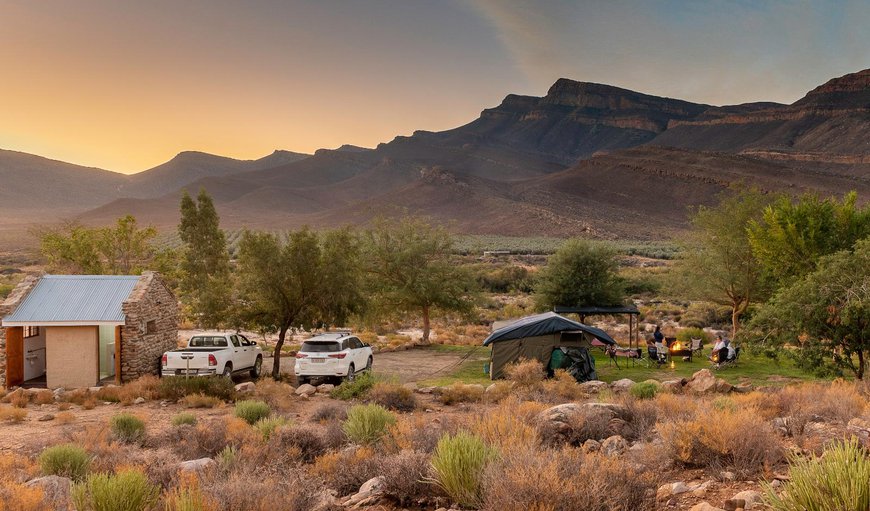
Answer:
[301,341,341,353]
[189,336,228,347]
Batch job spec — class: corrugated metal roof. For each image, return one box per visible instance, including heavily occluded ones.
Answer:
[3,275,140,325]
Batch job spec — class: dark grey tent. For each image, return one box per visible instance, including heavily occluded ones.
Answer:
[483,312,616,380]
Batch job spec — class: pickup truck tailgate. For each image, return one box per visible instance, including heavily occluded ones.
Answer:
[163,349,218,375]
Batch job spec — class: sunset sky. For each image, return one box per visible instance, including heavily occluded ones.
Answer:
[1,0,868,173]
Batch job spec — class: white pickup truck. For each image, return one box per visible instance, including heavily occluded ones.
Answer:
[161,333,263,379]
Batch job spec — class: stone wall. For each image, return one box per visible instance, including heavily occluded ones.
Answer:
[119,272,179,382]
[0,275,41,388]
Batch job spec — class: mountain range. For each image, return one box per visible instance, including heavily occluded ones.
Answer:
[2,68,868,239]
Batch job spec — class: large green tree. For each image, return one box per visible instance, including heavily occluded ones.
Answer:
[236,228,364,378]
[744,238,870,379]
[534,239,625,311]
[39,215,157,274]
[178,190,231,328]
[362,217,475,345]
[748,191,870,286]
[677,189,772,336]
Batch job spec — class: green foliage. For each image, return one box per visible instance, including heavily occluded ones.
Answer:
[178,189,232,328]
[38,443,91,481]
[749,191,870,286]
[430,432,496,508]
[72,470,159,511]
[534,238,625,309]
[0,283,13,299]
[676,327,711,344]
[234,400,271,425]
[38,215,158,274]
[629,382,659,400]
[157,375,236,401]
[680,302,732,329]
[342,404,396,445]
[170,412,197,427]
[330,371,378,400]
[110,413,146,444]
[745,238,870,379]
[254,416,290,440]
[236,228,365,378]
[362,216,477,344]
[472,264,533,293]
[677,188,771,335]
[764,439,870,511]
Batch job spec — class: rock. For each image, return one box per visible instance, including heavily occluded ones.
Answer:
[536,402,632,445]
[732,490,763,510]
[178,458,215,472]
[771,417,792,436]
[657,481,692,501]
[690,503,725,511]
[692,480,713,497]
[733,382,753,393]
[344,476,385,508]
[770,479,782,488]
[88,387,102,393]
[611,378,635,391]
[25,475,71,508]
[133,397,146,404]
[416,386,436,394]
[723,499,745,511]
[316,384,335,394]
[686,369,732,394]
[720,471,736,481]
[661,379,685,393]
[38,414,55,422]
[310,490,339,511]
[847,417,870,443]
[600,435,627,457]
[582,439,601,453]
[234,382,255,394]
[295,384,317,397]
[580,380,608,393]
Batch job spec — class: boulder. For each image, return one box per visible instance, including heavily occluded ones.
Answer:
[661,379,685,393]
[731,490,763,510]
[847,417,870,444]
[343,476,385,508]
[733,382,753,393]
[38,414,55,422]
[234,382,256,394]
[690,503,725,511]
[415,386,437,394]
[133,397,146,404]
[25,475,71,508]
[178,458,215,472]
[611,378,635,391]
[316,384,335,394]
[582,439,601,453]
[537,402,632,445]
[685,369,732,394]
[580,380,608,393]
[600,435,628,457]
[295,384,317,397]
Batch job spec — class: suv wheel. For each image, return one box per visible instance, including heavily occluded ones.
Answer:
[345,364,356,383]
[365,357,372,372]
[250,356,262,379]
[222,364,233,379]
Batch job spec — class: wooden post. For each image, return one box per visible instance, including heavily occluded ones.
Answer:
[114,326,122,385]
[5,327,24,388]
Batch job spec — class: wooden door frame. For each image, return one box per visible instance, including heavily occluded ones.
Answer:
[114,326,122,385]
[5,326,24,388]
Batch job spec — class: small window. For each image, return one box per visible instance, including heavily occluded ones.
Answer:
[230,336,241,348]
[146,320,157,335]
[239,335,253,346]
[24,326,40,338]
[349,338,362,349]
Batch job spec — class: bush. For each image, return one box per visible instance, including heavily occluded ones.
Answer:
[504,359,546,387]
[471,405,537,451]
[380,451,435,505]
[9,391,29,408]
[0,407,27,423]
[330,372,377,400]
[38,444,91,481]
[342,404,396,445]
[181,393,222,409]
[630,382,659,400]
[162,478,217,511]
[368,382,417,412]
[253,416,290,441]
[764,438,870,511]
[158,377,235,401]
[431,432,495,508]
[32,390,54,405]
[268,425,327,463]
[438,383,484,405]
[199,471,320,511]
[675,327,711,345]
[109,414,145,444]
[310,403,348,423]
[171,413,197,427]
[312,447,382,496]
[234,400,271,425]
[72,470,159,511]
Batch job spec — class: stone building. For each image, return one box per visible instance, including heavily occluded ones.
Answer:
[0,272,177,389]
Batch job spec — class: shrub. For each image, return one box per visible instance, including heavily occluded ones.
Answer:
[252,377,295,412]
[109,413,146,444]
[539,370,585,402]
[368,382,417,412]
[430,432,495,508]
[38,444,91,481]
[56,411,76,424]
[330,372,377,400]
[57,402,72,411]
[158,377,235,401]
[162,477,218,511]
[172,413,197,427]
[676,327,711,345]
[438,383,484,405]
[504,358,546,387]
[481,381,513,403]
[471,405,537,451]
[268,425,327,463]
[234,400,270,425]
[310,403,348,423]
[9,391,29,408]
[199,469,321,510]
[380,451,435,505]
[72,470,159,511]
[32,390,54,406]
[630,382,659,400]
[385,415,460,454]
[764,438,870,511]
[181,393,221,409]
[311,447,382,496]
[342,404,396,445]
[253,416,290,441]
[0,407,27,423]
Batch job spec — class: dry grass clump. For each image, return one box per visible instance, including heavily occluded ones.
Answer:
[482,381,513,403]
[438,383,485,405]
[659,405,783,476]
[539,370,586,402]
[56,411,76,424]
[171,420,230,460]
[95,376,161,405]
[762,381,867,423]
[32,390,55,406]
[181,393,221,409]
[504,358,546,387]
[471,403,538,451]
[310,402,348,423]
[200,471,320,511]
[653,392,700,422]
[379,451,436,505]
[162,475,218,511]
[252,377,296,412]
[0,453,47,511]
[368,382,417,412]
[57,402,71,411]
[482,447,657,511]
[311,447,382,496]
[9,390,29,409]
[0,406,28,423]
[385,415,462,453]
[267,424,327,462]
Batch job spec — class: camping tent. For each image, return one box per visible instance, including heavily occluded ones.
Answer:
[483,312,616,380]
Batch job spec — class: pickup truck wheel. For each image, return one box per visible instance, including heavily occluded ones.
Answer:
[365,357,373,372]
[250,356,262,379]
[222,364,233,379]
[345,364,356,383]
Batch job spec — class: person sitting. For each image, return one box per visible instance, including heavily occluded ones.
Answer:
[710,335,729,365]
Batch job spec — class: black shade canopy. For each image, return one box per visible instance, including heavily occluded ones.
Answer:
[483,312,616,346]
[553,305,639,316]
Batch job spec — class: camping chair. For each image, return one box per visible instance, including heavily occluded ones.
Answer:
[606,346,642,370]
[713,346,741,370]
[690,338,704,357]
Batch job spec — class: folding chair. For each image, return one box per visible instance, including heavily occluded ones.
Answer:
[690,338,704,358]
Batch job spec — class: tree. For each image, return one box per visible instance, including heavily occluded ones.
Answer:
[362,217,475,345]
[744,238,870,379]
[676,189,772,336]
[38,215,157,274]
[534,239,624,311]
[748,191,870,286]
[177,190,231,328]
[236,228,364,378]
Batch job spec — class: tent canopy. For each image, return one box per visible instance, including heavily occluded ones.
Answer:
[553,305,640,316]
[483,312,616,347]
